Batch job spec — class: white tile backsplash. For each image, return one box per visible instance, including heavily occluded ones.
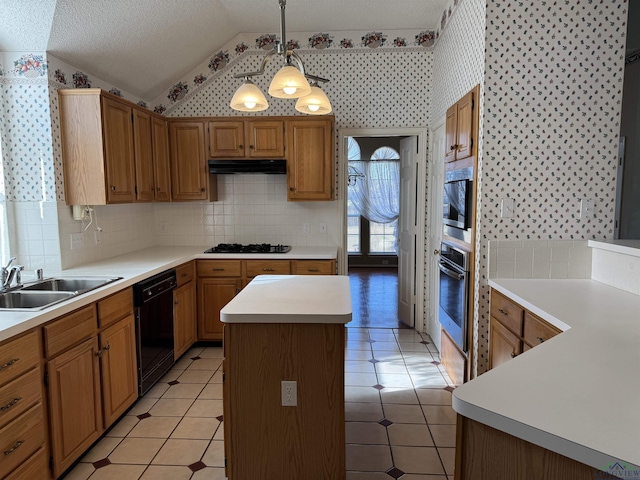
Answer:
[591,248,640,296]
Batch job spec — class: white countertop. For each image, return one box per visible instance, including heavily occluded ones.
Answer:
[588,239,640,257]
[221,275,352,324]
[453,278,640,475]
[0,246,338,342]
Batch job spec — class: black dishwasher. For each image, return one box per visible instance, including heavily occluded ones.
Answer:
[133,269,177,396]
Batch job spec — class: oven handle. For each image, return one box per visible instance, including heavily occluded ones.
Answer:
[439,262,465,280]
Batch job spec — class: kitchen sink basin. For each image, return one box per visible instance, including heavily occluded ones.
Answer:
[21,276,121,293]
[0,291,76,309]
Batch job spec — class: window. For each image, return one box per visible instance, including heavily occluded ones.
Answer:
[347,138,362,254]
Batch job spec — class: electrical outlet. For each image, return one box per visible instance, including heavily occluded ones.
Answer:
[580,198,594,219]
[281,380,297,406]
[500,198,515,218]
[319,222,327,234]
[70,233,83,250]
[94,230,102,245]
[158,221,167,233]
[302,223,310,234]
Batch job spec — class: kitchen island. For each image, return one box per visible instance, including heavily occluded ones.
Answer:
[220,275,351,480]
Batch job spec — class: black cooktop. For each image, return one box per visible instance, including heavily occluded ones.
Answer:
[204,243,291,254]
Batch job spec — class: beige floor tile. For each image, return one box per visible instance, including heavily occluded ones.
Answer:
[430,424,456,447]
[377,373,414,388]
[63,462,94,480]
[411,372,449,388]
[346,341,374,351]
[345,386,381,403]
[209,371,223,383]
[415,388,452,405]
[107,415,140,437]
[392,446,445,475]
[202,439,225,467]
[401,476,447,480]
[345,402,384,422]
[345,331,370,341]
[346,472,391,480]
[438,447,455,475]
[345,444,393,472]
[185,399,224,417]
[345,360,377,373]
[198,347,224,358]
[387,423,434,447]
[422,405,457,425]
[178,369,214,384]
[345,422,389,445]
[383,404,426,424]
[159,369,184,383]
[398,342,430,352]
[185,347,204,357]
[187,358,222,371]
[151,438,209,465]
[371,352,405,362]
[346,349,375,361]
[213,423,224,440]
[198,383,223,399]
[380,387,419,405]
[87,464,146,480]
[375,362,409,375]
[368,333,397,342]
[345,371,378,387]
[140,465,193,480]
[144,382,170,399]
[171,417,220,439]
[191,466,228,479]
[148,398,195,417]
[108,438,166,464]
[371,341,400,352]
[403,353,436,365]
[173,356,194,370]
[80,436,122,462]
[126,398,158,416]
[161,383,206,399]
[127,416,181,438]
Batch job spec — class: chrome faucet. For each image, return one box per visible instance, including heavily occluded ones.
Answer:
[1,258,24,291]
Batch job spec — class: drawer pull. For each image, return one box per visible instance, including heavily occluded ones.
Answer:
[0,397,21,412]
[536,336,545,344]
[498,309,508,316]
[308,269,319,272]
[510,352,517,358]
[212,268,225,272]
[0,358,19,371]
[262,268,274,272]
[4,440,24,455]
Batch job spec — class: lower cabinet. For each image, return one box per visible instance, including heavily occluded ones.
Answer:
[174,280,197,358]
[489,318,522,369]
[197,277,242,341]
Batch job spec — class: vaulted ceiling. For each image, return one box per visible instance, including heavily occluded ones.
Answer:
[0,0,449,100]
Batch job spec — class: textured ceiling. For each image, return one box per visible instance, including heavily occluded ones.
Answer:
[1,0,449,100]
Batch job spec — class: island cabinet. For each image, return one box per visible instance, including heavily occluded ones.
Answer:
[287,118,334,201]
[168,120,210,201]
[445,88,476,163]
[489,289,561,369]
[174,261,197,358]
[0,330,48,480]
[58,89,170,205]
[208,119,285,158]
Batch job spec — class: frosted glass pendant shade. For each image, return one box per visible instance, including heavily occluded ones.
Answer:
[230,80,269,112]
[268,65,312,98]
[295,85,332,115]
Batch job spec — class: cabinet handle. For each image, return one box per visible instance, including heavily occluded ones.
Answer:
[498,308,508,316]
[308,269,319,272]
[3,440,24,455]
[262,268,274,272]
[0,397,21,412]
[0,358,18,371]
[111,185,116,191]
[536,336,545,344]
[434,249,440,255]
[510,352,517,358]
[174,300,179,305]
[103,344,111,351]
[235,288,241,294]
[213,268,225,271]
[453,144,459,149]
[289,187,295,191]
[238,144,243,149]
[156,187,161,192]
[450,145,456,151]
[249,145,254,149]
[200,187,205,192]
[181,273,189,277]
[96,349,103,358]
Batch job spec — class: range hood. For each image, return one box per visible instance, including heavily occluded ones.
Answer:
[208,159,286,174]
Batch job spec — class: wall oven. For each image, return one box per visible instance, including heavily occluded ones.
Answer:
[443,167,473,243]
[438,242,469,353]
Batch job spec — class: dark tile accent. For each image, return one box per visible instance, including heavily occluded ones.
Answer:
[189,461,207,472]
[431,361,441,365]
[191,356,201,360]
[216,415,224,422]
[444,386,455,392]
[137,412,152,420]
[167,380,180,386]
[378,418,393,427]
[420,340,430,345]
[92,458,111,469]
[369,359,380,364]
[386,467,405,478]
[373,384,385,390]
[366,339,377,343]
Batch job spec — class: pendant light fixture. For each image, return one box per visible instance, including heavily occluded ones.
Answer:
[230,0,331,114]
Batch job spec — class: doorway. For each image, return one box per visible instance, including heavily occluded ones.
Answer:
[339,128,427,331]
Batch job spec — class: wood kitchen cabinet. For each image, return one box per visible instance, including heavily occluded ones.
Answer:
[174,262,196,358]
[151,116,172,201]
[197,277,242,341]
[287,118,334,201]
[169,120,209,201]
[132,108,155,202]
[445,88,476,163]
[208,119,285,158]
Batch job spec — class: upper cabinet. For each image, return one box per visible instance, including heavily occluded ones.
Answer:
[151,116,172,202]
[287,118,334,201]
[208,119,285,158]
[168,121,209,201]
[445,89,476,163]
[58,89,171,205]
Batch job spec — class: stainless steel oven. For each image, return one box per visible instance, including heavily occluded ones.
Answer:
[438,242,469,352]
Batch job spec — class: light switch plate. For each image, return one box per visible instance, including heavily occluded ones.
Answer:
[302,223,310,234]
[580,198,594,219]
[70,233,83,250]
[500,198,515,218]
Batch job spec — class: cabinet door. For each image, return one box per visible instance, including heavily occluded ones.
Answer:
[246,120,284,158]
[152,116,172,202]
[197,278,241,341]
[444,103,458,163]
[489,318,522,370]
[174,281,196,359]
[455,90,474,160]
[209,121,245,157]
[287,119,334,201]
[99,314,138,427]
[102,97,136,203]
[47,338,102,477]
[169,122,208,201]
[132,108,154,202]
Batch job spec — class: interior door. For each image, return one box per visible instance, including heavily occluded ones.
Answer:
[398,136,417,326]
[428,123,446,350]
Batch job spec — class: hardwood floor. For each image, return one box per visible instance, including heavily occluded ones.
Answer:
[348,267,410,329]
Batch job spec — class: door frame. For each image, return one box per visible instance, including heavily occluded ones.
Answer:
[338,127,428,332]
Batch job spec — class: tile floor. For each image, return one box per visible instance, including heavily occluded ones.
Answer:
[63,328,455,479]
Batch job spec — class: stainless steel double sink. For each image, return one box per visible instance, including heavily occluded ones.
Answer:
[0,277,122,310]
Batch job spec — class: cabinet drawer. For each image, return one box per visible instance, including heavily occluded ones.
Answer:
[0,368,41,429]
[176,261,195,287]
[4,445,48,480]
[0,331,39,386]
[197,260,242,277]
[246,260,291,278]
[523,311,561,347]
[294,260,335,275]
[98,288,133,328]
[490,290,524,335]
[44,304,97,358]
[0,403,44,478]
